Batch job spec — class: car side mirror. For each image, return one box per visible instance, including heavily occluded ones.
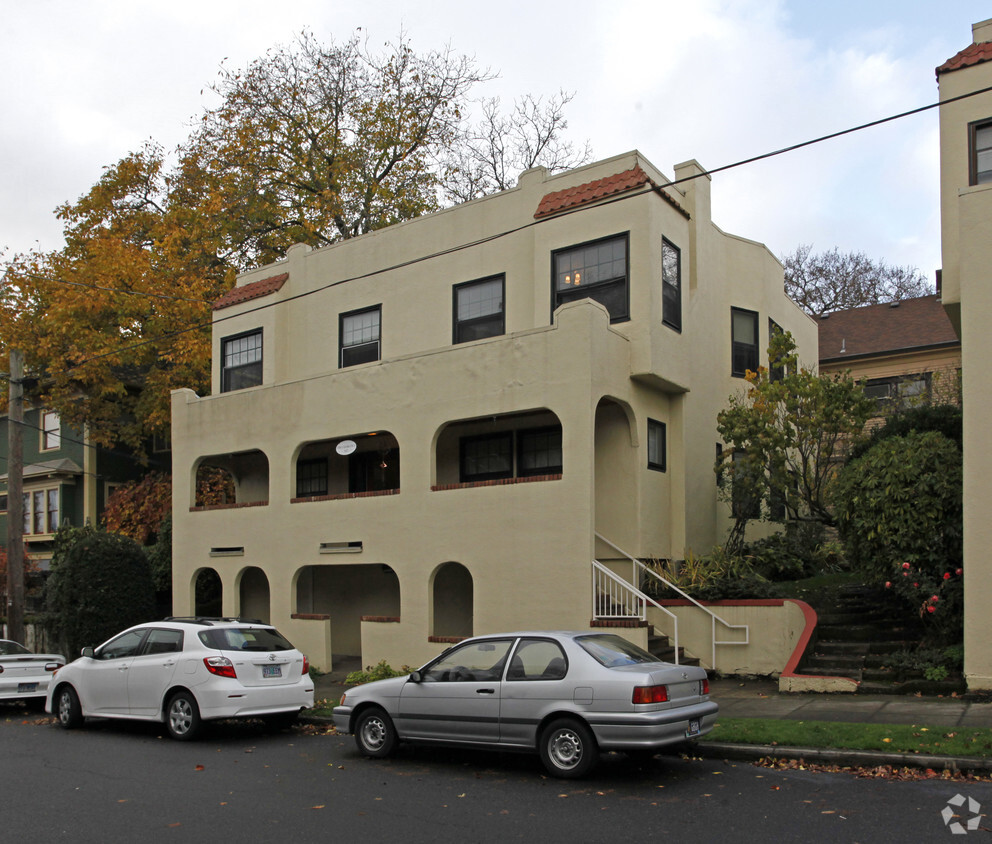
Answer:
[408,670,422,683]
[81,647,94,659]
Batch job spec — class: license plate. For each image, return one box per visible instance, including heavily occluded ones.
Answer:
[262,665,282,678]
[686,718,700,737]
[18,683,38,694]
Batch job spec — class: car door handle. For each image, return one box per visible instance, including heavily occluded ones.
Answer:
[118,665,129,671]
[476,688,495,695]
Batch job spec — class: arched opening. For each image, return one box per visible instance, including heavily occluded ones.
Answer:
[194,568,223,617]
[193,450,269,507]
[239,566,270,623]
[594,397,638,550]
[431,562,473,638]
[293,431,400,500]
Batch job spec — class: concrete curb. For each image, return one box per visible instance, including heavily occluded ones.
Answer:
[693,741,992,774]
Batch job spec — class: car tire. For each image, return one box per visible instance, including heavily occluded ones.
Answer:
[166,691,202,741]
[539,718,598,778]
[263,711,299,732]
[354,706,398,758]
[56,685,84,730]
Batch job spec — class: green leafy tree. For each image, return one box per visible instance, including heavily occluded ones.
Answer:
[833,430,963,643]
[44,526,157,658]
[716,330,875,553]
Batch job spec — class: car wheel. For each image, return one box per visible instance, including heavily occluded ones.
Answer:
[166,691,202,741]
[263,711,299,732]
[56,685,84,730]
[540,718,598,778]
[354,706,398,758]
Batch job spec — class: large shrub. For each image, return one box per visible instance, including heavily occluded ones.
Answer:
[45,526,157,658]
[848,404,962,462]
[833,430,962,641]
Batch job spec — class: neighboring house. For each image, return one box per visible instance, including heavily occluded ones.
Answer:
[0,407,158,606]
[170,150,816,672]
[818,294,961,415]
[937,19,992,691]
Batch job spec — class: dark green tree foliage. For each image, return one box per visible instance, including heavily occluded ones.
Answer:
[45,526,157,658]
[833,431,963,642]
[848,404,962,461]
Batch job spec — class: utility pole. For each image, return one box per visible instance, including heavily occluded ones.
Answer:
[6,348,24,644]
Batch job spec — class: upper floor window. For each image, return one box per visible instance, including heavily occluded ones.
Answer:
[552,233,629,323]
[454,275,504,344]
[863,374,931,411]
[647,419,666,472]
[340,306,381,367]
[221,330,262,393]
[459,425,562,483]
[970,118,992,185]
[662,239,681,331]
[24,487,59,535]
[731,308,759,378]
[41,410,61,451]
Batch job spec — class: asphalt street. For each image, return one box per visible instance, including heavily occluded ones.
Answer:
[3,710,989,843]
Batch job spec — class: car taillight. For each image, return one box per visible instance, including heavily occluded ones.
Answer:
[700,678,710,696]
[204,656,238,679]
[45,663,60,672]
[302,655,309,676]
[632,684,669,704]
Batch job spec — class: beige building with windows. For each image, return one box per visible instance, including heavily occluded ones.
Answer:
[937,20,992,690]
[171,150,815,671]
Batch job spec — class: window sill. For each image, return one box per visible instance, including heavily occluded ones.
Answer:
[361,616,401,623]
[189,501,268,512]
[292,489,400,503]
[432,473,562,491]
[292,613,331,621]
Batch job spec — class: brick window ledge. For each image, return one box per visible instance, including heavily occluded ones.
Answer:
[428,635,468,644]
[360,616,401,623]
[590,618,648,628]
[432,473,562,492]
[190,501,268,512]
[292,488,400,503]
[292,613,331,621]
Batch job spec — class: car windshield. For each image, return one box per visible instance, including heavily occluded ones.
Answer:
[0,641,31,656]
[199,627,294,652]
[576,634,660,667]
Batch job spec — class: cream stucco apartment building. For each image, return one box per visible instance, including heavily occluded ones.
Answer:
[171,150,816,672]
[937,20,992,690]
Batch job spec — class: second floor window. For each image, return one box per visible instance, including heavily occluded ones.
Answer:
[971,118,992,185]
[662,239,681,331]
[296,459,329,497]
[553,233,629,323]
[41,410,61,450]
[454,275,504,344]
[24,487,59,535]
[221,330,263,392]
[731,308,759,378]
[460,426,562,483]
[340,306,381,367]
[647,419,666,472]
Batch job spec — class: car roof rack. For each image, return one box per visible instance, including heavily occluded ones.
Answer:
[162,616,265,626]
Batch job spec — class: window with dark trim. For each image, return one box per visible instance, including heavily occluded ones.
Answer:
[863,374,931,410]
[731,307,759,377]
[454,275,505,344]
[647,419,666,472]
[459,426,562,483]
[340,306,381,367]
[221,330,263,392]
[552,233,629,323]
[662,238,681,331]
[296,458,328,497]
[970,118,992,185]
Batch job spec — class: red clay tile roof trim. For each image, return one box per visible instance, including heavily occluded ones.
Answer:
[936,41,992,76]
[213,272,289,311]
[534,166,688,220]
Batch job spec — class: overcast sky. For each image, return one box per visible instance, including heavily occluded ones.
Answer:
[3,0,989,280]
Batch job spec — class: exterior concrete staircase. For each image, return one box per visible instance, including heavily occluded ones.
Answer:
[647,624,701,667]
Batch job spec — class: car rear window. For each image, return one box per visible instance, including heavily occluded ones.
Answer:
[0,641,31,656]
[198,627,294,652]
[576,634,659,667]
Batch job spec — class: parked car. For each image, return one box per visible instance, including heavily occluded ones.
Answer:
[46,618,314,740]
[333,631,717,778]
[0,640,65,706]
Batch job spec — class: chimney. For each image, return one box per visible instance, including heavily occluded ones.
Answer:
[973,18,992,44]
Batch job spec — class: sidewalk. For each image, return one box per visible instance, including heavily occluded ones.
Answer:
[312,667,992,773]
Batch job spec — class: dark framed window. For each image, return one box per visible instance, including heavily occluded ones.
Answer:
[662,238,681,331]
[731,307,759,377]
[647,419,666,472]
[970,118,992,185]
[863,374,931,411]
[454,275,505,344]
[221,330,263,392]
[460,432,513,482]
[517,427,563,477]
[340,306,381,367]
[552,233,629,323]
[348,449,400,493]
[296,458,328,497]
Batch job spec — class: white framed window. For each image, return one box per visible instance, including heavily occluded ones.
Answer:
[41,410,61,451]
[23,487,59,535]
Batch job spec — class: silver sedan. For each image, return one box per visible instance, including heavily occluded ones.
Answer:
[333,631,718,778]
[0,640,65,706]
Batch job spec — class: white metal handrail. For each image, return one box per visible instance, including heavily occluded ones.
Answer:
[594,533,749,668]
